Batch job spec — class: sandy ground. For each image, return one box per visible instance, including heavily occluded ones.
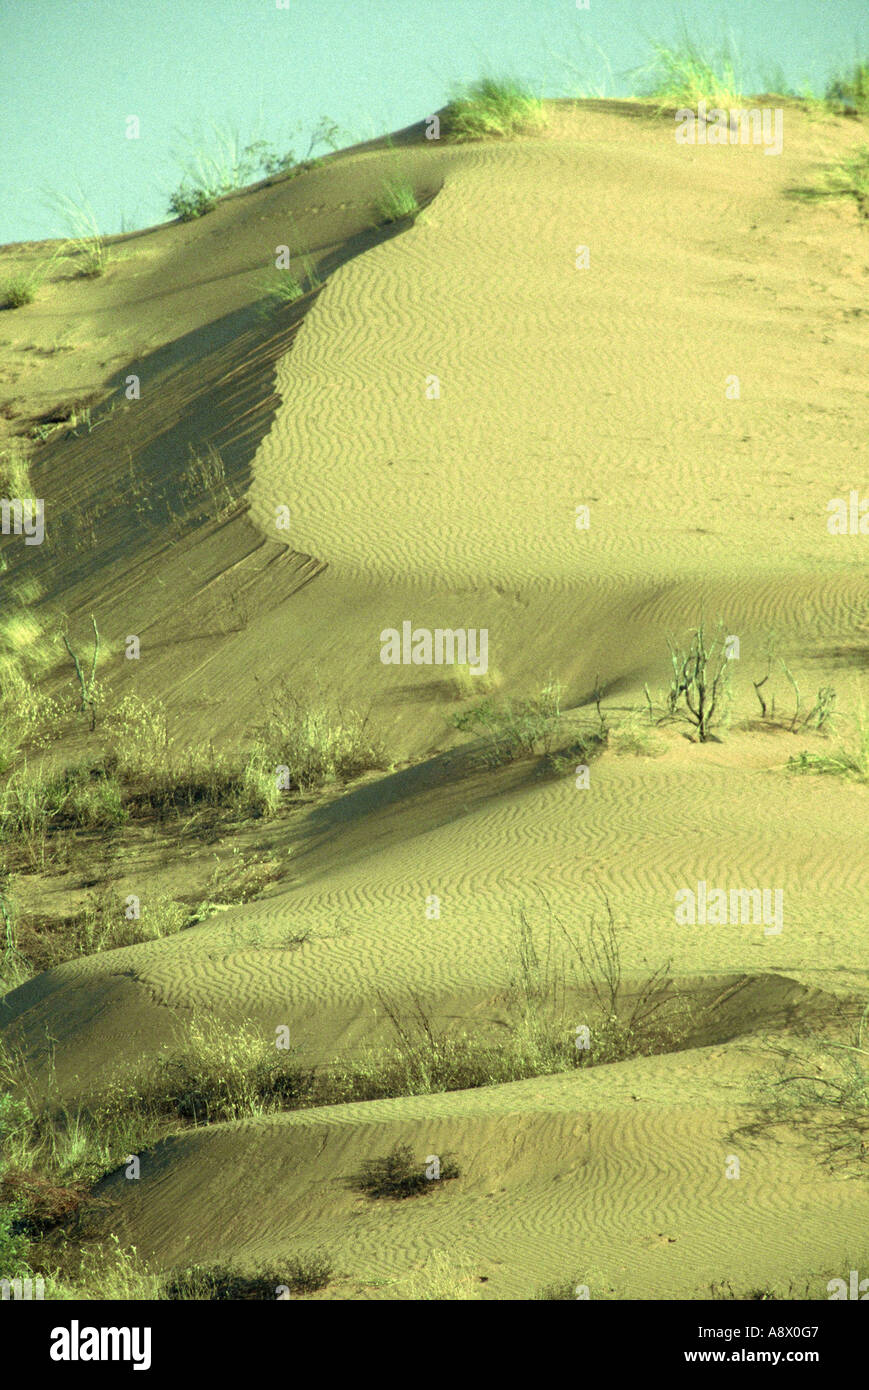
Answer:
[1,100,867,1298]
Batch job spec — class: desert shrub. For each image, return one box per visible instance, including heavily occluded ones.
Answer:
[644,619,732,742]
[350,1143,460,1200]
[375,177,420,223]
[790,146,869,219]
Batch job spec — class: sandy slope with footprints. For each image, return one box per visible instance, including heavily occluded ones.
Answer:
[1,101,867,1297]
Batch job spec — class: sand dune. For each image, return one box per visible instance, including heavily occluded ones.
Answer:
[1,100,866,1299]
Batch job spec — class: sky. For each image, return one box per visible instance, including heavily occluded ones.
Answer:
[1,0,866,245]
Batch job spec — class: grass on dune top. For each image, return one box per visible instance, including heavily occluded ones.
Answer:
[442,77,548,141]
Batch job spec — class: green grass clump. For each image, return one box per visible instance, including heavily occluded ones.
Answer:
[46,193,109,277]
[260,268,305,305]
[443,77,547,142]
[375,177,420,223]
[0,583,58,777]
[0,276,38,310]
[350,1143,460,1200]
[1,760,126,843]
[635,34,743,108]
[257,258,322,312]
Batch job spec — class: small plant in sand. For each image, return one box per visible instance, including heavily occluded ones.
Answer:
[608,711,666,757]
[260,267,305,305]
[0,246,66,309]
[258,225,322,314]
[167,186,218,221]
[60,614,100,731]
[375,176,420,224]
[45,192,109,277]
[179,442,236,520]
[350,1143,460,1200]
[258,257,321,311]
[644,618,732,742]
[787,699,869,785]
[0,440,32,498]
[443,77,548,142]
[749,631,838,733]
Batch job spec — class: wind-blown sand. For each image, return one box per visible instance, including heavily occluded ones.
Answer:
[1,101,866,1298]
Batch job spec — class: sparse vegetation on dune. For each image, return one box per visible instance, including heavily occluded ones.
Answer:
[0,903,692,1235]
[451,676,598,766]
[443,77,547,141]
[166,116,347,221]
[0,58,866,1308]
[747,999,869,1178]
[0,683,386,872]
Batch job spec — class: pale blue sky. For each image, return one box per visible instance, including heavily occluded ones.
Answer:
[1,0,866,244]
